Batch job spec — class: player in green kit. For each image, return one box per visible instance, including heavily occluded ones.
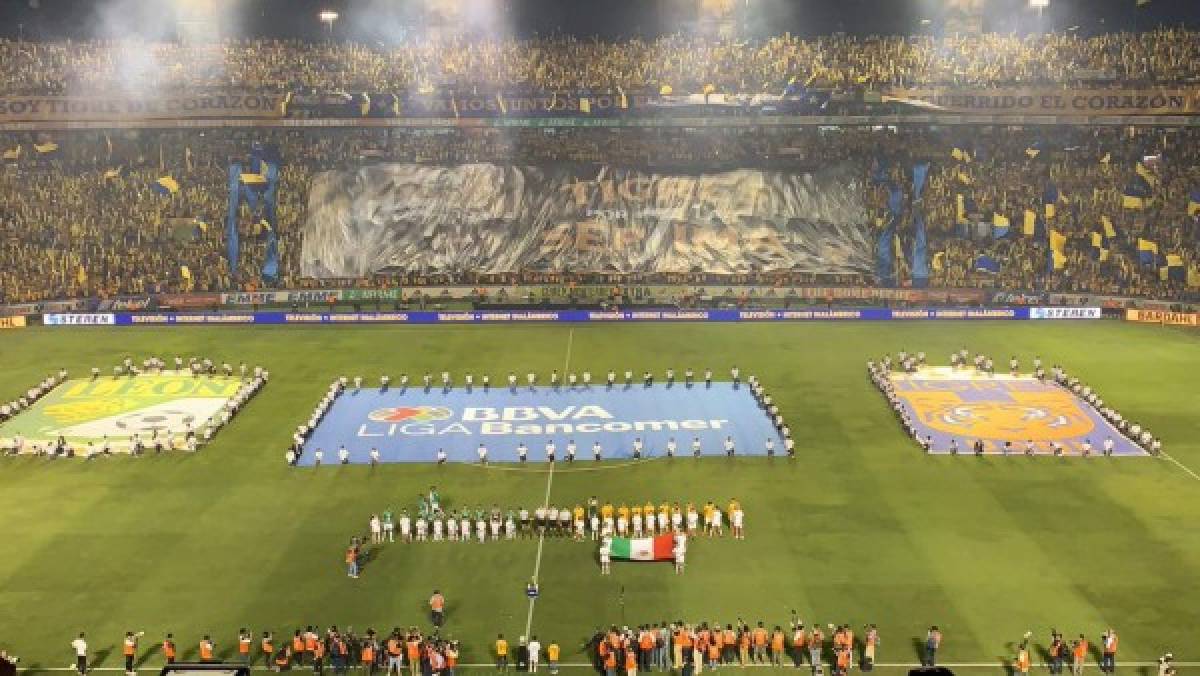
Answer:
[382,509,395,543]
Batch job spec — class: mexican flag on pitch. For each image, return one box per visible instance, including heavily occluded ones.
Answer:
[609,534,675,561]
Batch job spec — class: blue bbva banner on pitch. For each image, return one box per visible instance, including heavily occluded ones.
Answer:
[299,382,782,466]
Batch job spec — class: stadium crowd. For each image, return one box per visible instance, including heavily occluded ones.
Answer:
[2,28,1200,96]
[3,124,1198,304]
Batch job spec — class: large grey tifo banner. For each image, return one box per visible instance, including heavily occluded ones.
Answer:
[301,163,870,277]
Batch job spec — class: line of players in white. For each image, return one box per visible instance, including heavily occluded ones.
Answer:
[357,366,742,391]
[366,497,745,547]
[289,367,793,465]
[97,355,266,380]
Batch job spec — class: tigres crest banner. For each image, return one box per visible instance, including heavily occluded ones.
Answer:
[884,88,1200,116]
[0,92,280,123]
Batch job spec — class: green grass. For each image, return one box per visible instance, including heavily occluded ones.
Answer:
[0,321,1198,673]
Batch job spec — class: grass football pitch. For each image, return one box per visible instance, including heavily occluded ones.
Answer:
[0,320,1198,673]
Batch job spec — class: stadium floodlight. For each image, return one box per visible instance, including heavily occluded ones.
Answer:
[1029,0,1049,8]
[318,10,339,35]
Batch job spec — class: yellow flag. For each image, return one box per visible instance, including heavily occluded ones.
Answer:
[579,97,591,114]
[76,265,88,285]
[1051,250,1067,270]
[1023,210,1037,236]
[1049,229,1067,255]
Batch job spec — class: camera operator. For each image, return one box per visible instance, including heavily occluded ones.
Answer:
[0,649,19,676]
[1158,653,1174,676]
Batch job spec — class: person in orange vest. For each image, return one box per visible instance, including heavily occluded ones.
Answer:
[706,632,720,671]
[637,627,655,672]
[790,621,807,669]
[1101,629,1118,674]
[495,634,509,673]
[199,636,215,663]
[1072,635,1089,676]
[445,641,460,676]
[261,632,275,670]
[602,646,618,676]
[751,622,769,664]
[672,627,685,670]
[429,590,446,628]
[544,641,558,676]
[680,627,695,671]
[770,626,786,667]
[162,633,177,667]
[346,545,359,579]
[360,631,377,676]
[1015,642,1032,676]
[385,632,404,676]
[122,631,142,676]
[405,633,421,676]
[624,645,638,676]
[238,629,252,664]
[292,630,306,667]
[311,634,326,675]
[305,628,320,666]
[835,648,851,676]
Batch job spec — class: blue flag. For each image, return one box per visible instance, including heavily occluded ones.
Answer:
[876,183,903,287]
[910,162,931,288]
[225,163,242,278]
[974,255,1001,273]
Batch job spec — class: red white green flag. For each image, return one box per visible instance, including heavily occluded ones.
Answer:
[609,534,675,561]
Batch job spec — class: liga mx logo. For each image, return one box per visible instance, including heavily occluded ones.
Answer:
[368,406,453,423]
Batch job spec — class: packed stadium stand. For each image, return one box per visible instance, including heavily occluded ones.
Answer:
[1,16,1199,305]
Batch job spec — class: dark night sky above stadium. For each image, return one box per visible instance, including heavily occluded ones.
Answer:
[0,0,1197,41]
